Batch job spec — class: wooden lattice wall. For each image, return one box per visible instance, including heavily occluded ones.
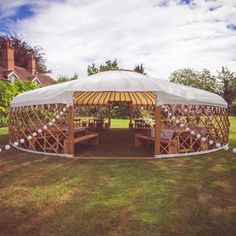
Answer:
[9,104,70,155]
[159,104,229,155]
[8,103,229,156]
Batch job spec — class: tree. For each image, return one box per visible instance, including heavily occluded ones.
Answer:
[87,59,119,75]
[170,68,198,86]
[14,80,38,95]
[111,103,129,119]
[197,69,217,93]
[0,81,15,117]
[169,68,217,93]
[87,64,99,75]
[0,33,51,73]
[134,63,146,75]
[217,66,236,105]
[56,76,71,83]
[169,66,236,107]
[230,99,236,115]
[56,73,79,83]
[71,73,79,80]
[0,80,38,127]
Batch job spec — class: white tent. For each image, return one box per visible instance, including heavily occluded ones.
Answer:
[11,70,227,108]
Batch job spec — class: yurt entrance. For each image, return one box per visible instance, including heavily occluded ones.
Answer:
[72,99,157,158]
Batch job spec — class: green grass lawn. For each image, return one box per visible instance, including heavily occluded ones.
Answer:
[0,118,236,235]
[0,127,8,135]
[229,117,236,146]
[110,118,129,128]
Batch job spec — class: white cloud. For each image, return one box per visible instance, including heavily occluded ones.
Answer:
[3,0,236,79]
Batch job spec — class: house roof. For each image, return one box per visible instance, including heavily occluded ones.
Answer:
[0,66,7,80]
[37,73,54,86]
[14,66,33,82]
[0,66,13,82]
[0,65,54,85]
[11,70,227,108]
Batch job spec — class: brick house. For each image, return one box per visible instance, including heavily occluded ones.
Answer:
[0,40,54,85]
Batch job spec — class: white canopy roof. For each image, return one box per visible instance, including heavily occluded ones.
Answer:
[11,70,227,108]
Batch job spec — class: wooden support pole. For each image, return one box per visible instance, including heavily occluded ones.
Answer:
[129,103,133,129]
[154,105,161,157]
[67,105,74,155]
[8,108,12,143]
[108,104,111,127]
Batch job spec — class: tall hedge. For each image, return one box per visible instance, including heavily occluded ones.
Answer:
[0,80,38,127]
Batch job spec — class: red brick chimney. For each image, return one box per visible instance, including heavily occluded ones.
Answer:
[1,40,14,71]
[27,54,36,75]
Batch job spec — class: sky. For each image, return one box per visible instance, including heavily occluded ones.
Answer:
[0,0,236,80]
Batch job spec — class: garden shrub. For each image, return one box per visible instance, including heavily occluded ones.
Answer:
[0,80,38,127]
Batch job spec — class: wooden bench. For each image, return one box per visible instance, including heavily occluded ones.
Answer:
[135,133,155,146]
[64,131,99,153]
[134,132,178,154]
[74,132,99,146]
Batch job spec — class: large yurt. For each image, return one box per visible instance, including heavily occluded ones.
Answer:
[9,70,229,158]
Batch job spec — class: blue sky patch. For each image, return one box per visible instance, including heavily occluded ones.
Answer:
[227,24,236,31]
[0,4,34,33]
[209,5,222,11]
[10,4,34,21]
[153,0,169,8]
[180,0,192,4]
[0,19,8,32]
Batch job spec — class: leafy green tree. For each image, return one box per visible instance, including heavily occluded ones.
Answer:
[0,80,38,127]
[56,73,79,84]
[0,81,15,116]
[170,68,217,93]
[56,76,71,83]
[87,64,99,75]
[111,103,129,119]
[198,69,217,93]
[230,99,236,115]
[170,68,198,86]
[0,34,51,73]
[99,59,119,72]
[217,66,236,105]
[24,81,39,91]
[71,73,79,80]
[170,67,236,108]
[14,80,38,95]
[134,63,146,75]
[87,59,119,75]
